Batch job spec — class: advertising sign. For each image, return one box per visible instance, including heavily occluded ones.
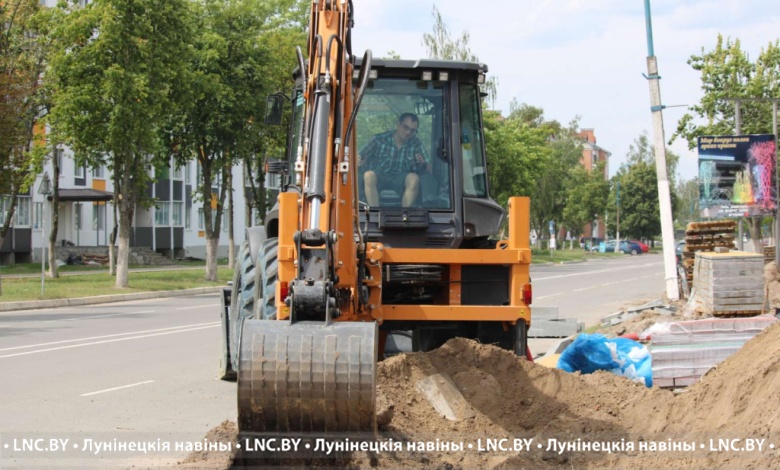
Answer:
[698,134,777,219]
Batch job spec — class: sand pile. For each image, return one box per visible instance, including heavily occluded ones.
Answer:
[182,321,780,469]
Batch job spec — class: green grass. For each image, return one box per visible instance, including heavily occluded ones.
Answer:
[0,267,232,302]
[530,248,622,264]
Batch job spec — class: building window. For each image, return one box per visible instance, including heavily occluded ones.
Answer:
[16,197,31,227]
[75,164,85,179]
[172,202,183,227]
[198,208,204,229]
[172,164,183,180]
[93,165,104,178]
[34,202,43,229]
[155,202,170,226]
[92,204,105,230]
[185,206,191,229]
[185,161,191,184]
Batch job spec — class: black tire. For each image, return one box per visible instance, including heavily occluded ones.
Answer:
[259,238,279,320]
[630,249,638,256]
[513,320,528,358]
[236,241,257,322]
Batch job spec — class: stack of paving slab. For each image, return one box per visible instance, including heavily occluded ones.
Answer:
[690,251,765,316]
[650,315,777,388]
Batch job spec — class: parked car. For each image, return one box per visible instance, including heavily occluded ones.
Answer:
[675,240,685,264]
[591,240,642,255]
[629,240,650,253]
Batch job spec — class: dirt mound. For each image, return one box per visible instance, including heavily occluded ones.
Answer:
[191,323,780,469]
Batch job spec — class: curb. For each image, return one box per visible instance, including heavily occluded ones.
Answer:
[0,286,223,312]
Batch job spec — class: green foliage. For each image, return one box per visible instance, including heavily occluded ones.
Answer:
[483,110,548,206]
[607,161,663,240]
[674,177,700,229]
[0,0,50,195]
[673,35,780,149]
[562,161,610,236]
[421,5,497,106]
[48,0,193,192]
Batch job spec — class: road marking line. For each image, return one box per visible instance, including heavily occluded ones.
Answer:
[0,324,8,328]
[0,324,218,359]
[81,380,155,397]
[175,304,219,310]
[0,308,76,316]
[43,310,156,323]
[534,263,663,281]
[0,322,219,352]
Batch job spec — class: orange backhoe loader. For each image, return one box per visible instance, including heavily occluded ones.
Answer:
[218,0,532,437]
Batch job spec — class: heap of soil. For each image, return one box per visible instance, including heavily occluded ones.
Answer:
[182,322,780,469]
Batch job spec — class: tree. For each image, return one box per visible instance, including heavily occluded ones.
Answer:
[607,161,674,241]
[48,0,194,288]
[422,5,498,106]
[673,35,780,251]
[0,0,50,258]
[562,162,610,243]
[675,177,700,230]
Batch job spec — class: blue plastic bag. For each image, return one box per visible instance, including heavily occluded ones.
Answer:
[557,333,653,387]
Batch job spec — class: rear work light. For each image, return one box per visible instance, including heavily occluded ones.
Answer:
[522,284,532,305]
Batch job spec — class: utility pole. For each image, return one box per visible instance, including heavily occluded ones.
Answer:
[615,181,621,253]
[643,0,679,300]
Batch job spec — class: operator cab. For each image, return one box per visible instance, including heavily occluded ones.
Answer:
[352,59,504,248]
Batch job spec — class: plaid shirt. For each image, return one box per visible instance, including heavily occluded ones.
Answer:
[359,131,427,175]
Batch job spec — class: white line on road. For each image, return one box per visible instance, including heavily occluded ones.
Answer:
[80,380,155,397]
[536,273,662,300]
[42,310,156,323]
[175,304,219,310]
[534,262,662,281]
[0,322,219,353]
[0,324,218,359]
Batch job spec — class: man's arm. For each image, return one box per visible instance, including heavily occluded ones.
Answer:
[357,136,379,169]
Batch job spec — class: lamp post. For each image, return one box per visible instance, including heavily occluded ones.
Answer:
[38,172,52,298]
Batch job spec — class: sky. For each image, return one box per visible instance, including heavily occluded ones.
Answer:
[352,0,780,182]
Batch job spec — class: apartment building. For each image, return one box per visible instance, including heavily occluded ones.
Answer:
[0,146,251,265]
[577,128,611,240]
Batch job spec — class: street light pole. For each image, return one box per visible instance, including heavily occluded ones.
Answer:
[643,0,679,300]
[38,172,52,298]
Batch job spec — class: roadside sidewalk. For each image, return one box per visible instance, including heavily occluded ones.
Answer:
[0,286,224,312]
[0,264,229,312]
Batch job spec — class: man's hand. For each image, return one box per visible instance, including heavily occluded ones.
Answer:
[356,153,363,167]
[415,153,426,167]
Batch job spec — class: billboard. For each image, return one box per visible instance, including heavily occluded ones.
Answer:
[698,134,777,219]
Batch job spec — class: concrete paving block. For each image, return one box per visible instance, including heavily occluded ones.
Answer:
[416,373,475,421]
[529,318,580,338]
[532,306,559,320]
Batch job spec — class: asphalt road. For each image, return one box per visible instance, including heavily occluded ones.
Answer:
[0,294,234,469]
[0,254,665,468]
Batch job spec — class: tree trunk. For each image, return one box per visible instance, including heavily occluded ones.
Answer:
[108,172,119,276]
[205,236,219,281]
[227,166,235,270]
[243,159,253,230]
[116,200,134,288]
[48,154,61,278]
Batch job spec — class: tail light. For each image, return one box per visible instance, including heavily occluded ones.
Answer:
[280,282,290,301]
[522,284,532,305]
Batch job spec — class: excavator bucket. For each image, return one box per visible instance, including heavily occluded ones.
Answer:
[237,319,378,436]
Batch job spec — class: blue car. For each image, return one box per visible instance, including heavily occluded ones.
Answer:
[592,240,643,255]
